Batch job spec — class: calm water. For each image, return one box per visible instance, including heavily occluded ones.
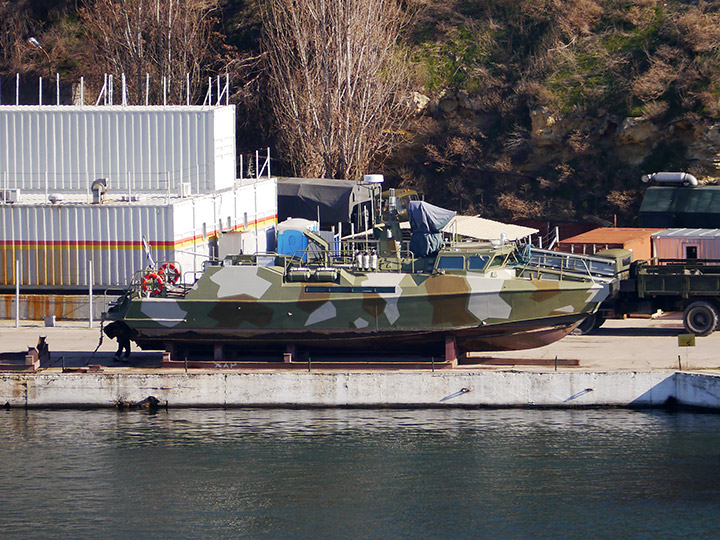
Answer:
[2,408,720,539]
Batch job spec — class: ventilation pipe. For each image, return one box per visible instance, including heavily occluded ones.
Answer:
[641,172,699,187]
[91,178,108,204]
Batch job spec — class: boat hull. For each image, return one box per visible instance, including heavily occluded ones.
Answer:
[128,313,584,355]
[107,263,609,356]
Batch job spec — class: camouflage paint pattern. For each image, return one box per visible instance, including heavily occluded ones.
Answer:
[105,242,612,353]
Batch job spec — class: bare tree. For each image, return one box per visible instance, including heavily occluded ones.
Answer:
[261,0,411,180]
[0,1,32,73]
[80,0,227,104]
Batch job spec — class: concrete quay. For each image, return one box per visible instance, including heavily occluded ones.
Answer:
[1,315,720,410]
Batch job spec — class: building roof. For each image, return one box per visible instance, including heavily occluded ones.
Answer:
[560,227,665,244]
[652,228,720,239]
[0,179,271,208]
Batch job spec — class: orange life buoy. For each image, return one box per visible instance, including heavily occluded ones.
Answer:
[159,262,181,284]
[141,271,165,296]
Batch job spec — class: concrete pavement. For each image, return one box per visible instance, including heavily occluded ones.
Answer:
[0,313,717,372]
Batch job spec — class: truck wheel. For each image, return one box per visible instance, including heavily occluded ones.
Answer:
[683,301,719,336]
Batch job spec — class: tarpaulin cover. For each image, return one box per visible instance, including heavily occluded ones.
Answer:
[277,177,372,225]
[408,201,456,257]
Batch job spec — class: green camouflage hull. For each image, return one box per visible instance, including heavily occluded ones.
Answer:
[107,262,609,354]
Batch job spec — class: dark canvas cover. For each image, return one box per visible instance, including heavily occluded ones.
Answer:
[277,177,372,225]
[407,201,456,257]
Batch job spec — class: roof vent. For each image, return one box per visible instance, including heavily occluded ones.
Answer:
[91,178,108,204]
[641,172,698,187]
[1,188,20,204]
[48,193,63,204]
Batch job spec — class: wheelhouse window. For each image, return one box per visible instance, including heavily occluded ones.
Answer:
[468,255,490,271]
[437,256,465,271]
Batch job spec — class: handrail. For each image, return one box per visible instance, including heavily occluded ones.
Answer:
[518,247,616,282]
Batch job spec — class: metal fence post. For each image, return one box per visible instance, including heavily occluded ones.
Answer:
[88,259,93,328]
[15,259,20,328]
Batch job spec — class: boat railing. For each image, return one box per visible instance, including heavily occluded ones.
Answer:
[517,246,616,282]
[276,244,418,274]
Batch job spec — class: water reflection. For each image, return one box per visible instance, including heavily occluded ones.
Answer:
[2,408,720,540]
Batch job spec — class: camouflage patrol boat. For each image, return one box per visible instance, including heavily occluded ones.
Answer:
[103,202,614,357]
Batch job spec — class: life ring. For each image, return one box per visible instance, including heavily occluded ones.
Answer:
[159,262,181,284]
[141,271,165,296]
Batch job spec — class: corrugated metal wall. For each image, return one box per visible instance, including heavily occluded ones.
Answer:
[0,105,235,194]
[0,203,174,287]
[0,178,278,288]
[653,236,720,260]
[172,178,278,276]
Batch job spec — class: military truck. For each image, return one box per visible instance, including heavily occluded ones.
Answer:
[577,249,720,336]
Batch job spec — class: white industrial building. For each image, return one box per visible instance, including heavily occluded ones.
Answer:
[1,105,237,194]
[0,180,276,289]
[0,103,277,292]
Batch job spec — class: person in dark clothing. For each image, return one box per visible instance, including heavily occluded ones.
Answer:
[114,335,132,362]
[104,321,132,363]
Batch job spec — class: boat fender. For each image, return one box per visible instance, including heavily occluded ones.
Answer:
[159,262,181,284]
[141,271,165,296]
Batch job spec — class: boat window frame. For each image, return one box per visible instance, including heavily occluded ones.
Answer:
[436,255,466,272]
[467,255,490,272]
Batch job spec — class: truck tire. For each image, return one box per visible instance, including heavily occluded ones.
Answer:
[683,301,719,336]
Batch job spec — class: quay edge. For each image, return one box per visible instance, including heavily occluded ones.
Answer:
[2,370,720,410]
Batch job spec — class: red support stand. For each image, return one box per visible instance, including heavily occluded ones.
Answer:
[445,335,458,367]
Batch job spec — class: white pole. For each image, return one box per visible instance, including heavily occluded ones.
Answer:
[56,72,60,105]
[15,259,20,328]
[254,184,258,254]
[39,76,42,105]
[267,147,271,178]
[15,73,19,105]
[186,72,190,105]
[88,259,93,328]
[145,73,150,106]
[80,76,84,106]
[226,73,230,106]
[122,73,127,106]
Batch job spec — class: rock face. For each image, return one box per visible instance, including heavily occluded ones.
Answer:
[530,108,567,148]
[435,97,720,177]
[687,124,720,173]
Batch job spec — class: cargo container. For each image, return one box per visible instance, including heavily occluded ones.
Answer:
[0,105,236,195]
[651,228,720,260]
[557,227,665,261]
[0,177,276,290]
